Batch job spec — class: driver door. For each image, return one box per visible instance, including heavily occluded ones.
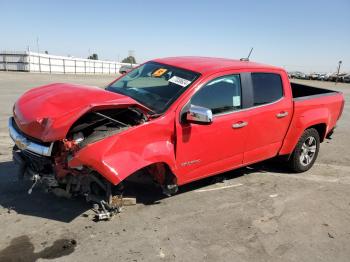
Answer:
[175,74,250,184]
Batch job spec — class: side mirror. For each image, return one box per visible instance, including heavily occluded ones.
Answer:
[186,105,213,124]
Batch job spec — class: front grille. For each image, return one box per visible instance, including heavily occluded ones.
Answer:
[20,149,53,174]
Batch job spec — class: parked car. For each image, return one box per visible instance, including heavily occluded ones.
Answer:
[317,73,327,81]
[309,73,321,80]
[290,71,308,79]
[9,57,344,216]
[342,74,350,83]
[319,73,332,81]
[328,73,347,82]
[337,73,349,82]
[119,64,133,74]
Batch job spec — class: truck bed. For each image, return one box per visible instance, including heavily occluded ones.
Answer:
[291,82,338,100]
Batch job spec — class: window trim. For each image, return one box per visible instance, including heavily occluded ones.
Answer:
[189,73,243,116]
[213,96,284,117]
[180,71,286,121]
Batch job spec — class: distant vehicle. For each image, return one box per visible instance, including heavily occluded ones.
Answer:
[320,73,333,81]
[328,73,347,82]
[343,74,350,83]
[309,73,320,80]
[317,73,327,81]
[119,64,133,74]
[290,71,308,79]
[337,73,349,82]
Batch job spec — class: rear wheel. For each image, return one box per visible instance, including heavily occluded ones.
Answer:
[288,128,320,172]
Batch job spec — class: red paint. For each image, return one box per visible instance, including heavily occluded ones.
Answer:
[13,83,150,142]
[12,57,344,186]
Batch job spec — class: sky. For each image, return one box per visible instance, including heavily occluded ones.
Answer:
[1,0,349,72]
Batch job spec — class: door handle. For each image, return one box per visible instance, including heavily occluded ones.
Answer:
[276,111,288,118]
[232,121,248,129]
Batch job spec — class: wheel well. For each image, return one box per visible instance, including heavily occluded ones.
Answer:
[306,123,327,142]
[125,162,177,186]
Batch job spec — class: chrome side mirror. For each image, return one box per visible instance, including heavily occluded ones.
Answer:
[186,105,213,124]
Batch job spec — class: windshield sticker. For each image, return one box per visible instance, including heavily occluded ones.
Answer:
[152,68,168,77]
[168,76,191,87]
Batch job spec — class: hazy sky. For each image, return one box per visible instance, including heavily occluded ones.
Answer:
[1,0,349,72]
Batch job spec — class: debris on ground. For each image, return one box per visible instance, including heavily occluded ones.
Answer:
[328,232,335,239]
[92,196,137,221]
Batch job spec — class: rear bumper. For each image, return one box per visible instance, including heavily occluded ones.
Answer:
[8,117,53,156]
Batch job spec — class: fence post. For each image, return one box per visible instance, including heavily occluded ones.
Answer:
[4,54,7,71]
[94,62,95,74]
[49,57,51,74]
[28,52,31,72]
[38,54,41,73]
[84,61,86,74]
[109,63,111,74]
[63,59,66,74]
[74,59,76,74]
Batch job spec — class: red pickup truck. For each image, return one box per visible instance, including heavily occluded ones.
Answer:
[9,57,344,208]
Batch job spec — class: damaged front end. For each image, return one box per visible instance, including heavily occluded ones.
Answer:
[9,106,147,219]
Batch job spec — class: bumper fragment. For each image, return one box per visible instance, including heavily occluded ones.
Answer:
[8,118,53,156]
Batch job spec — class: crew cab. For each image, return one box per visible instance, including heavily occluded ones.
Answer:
[9,57,344,210]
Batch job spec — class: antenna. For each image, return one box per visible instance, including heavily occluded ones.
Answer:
[240,47,254,61]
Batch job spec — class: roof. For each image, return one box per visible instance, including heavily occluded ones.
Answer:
[152,56,282,75]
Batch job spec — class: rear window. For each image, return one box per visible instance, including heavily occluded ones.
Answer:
[252,73,283,106]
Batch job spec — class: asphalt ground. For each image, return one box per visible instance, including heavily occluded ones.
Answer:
[0,72,349,262]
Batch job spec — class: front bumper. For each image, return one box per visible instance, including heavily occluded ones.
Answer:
[8,117,54,156]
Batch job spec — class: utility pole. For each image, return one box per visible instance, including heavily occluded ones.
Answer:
[336,60,342,83]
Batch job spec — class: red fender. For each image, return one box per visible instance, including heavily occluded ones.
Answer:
[68,117,177,185]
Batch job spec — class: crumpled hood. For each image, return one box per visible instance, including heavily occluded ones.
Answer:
[13,83,146,142]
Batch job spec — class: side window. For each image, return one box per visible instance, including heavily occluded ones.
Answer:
[252,73,283,106]
[191,75,241,114]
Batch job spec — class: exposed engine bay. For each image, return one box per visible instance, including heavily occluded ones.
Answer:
[11,107,162,220]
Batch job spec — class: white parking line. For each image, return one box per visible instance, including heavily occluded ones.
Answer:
[195,183,243,193]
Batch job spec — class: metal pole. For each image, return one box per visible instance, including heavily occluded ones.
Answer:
[336,61,342,83]
[38,54,41,73]
[63,59,66,74]
[74,59,76,74]
[28,51,31,72]
[84,60,86,74]
[49,57,51,74]
[4,54,7,71]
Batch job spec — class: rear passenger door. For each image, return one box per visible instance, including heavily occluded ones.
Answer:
[243,73,293,164]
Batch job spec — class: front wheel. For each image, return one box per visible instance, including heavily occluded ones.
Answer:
[288,128,320,172]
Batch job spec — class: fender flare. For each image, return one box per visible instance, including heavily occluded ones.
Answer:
[279,107,329,155]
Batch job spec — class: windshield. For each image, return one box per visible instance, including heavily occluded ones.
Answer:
[106,62,200,114]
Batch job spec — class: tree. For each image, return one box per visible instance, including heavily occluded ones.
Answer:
[88,53,99,60]
[122,56,136,64]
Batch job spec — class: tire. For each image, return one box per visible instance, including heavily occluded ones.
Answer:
[288,128,320,173]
